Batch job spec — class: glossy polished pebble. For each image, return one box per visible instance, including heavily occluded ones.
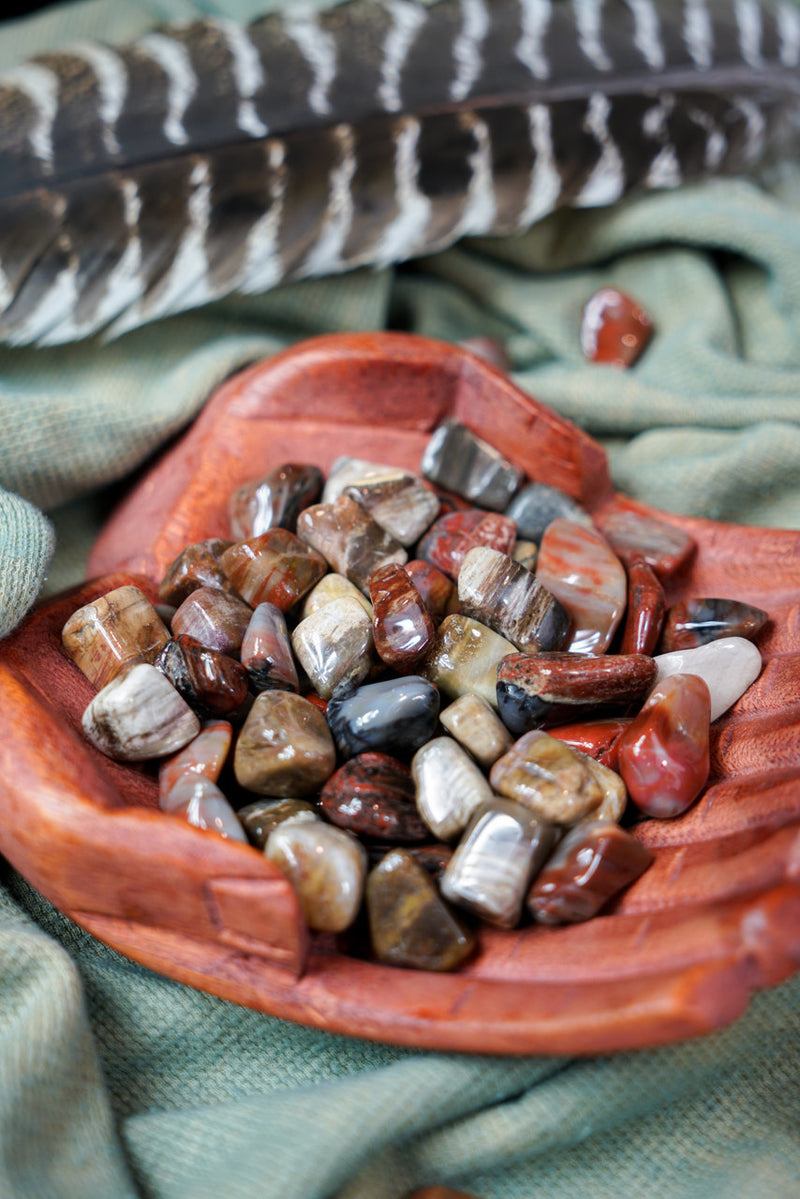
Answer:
[155,635,250,719]
[416,509,486,579]
[291,597,374,699]
[221,528,328,611]
[160,776,247,842]
[580,287,653,367]
[403,560,456,625]
[344,472,440,546]
[240,603,299,693]
[660,597,768,652]
[297,495,407,593]
[458,547,570,654]
[234,691,336,796]
[369,563,435,672]
[366,849,475,971]
[505,482,593,544]
[441,799,557,928]
[322,457,404,504]
[237,798,319,849]
[411,737,495,841]
[536,518,626,654]
[617,673,711,818]
[549,717,632,771]
[595,502,695,577]
[490,730,603,824]
[228,463,323,540]
[439,693,513,768]
[653,636,762,722]
[158,539,237,606]
[453,512,517,564]
[496,651,656,736]
[82,663,200,761]
[159,720,233,801]
[527,821,653,924]
[171,586,252,655]
[301,572,373,620]
[368,842,454,882]
[421,614,516,710]
[62,585,170,690]
[619,554,666,656]
[265,820,367,932]
[326,676,440,760]
[421,420,522,511]
[582,756,628,824]
[319,753,429,842]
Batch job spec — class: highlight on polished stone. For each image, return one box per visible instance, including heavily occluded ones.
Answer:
[421,420,522,510]
[411,736,495,841]
[369,563,435,672]
[297,495,407,593]
[653,636,762,722]
[326,676,440,760]
[420,614,516,709]
[527,821,653,924]
[62,584,171,690]
[320,753,429,842]
[170,586,253,655]
[616,673,711,818]
[660,597,768,652]
[291,596,375,699]
[240,602,299,693]
[234,691,336,796]
[158,539,238,607]
[159,720,233,801]
[82,663,201,761]
[160,775,247,841]
[490,730,604,825]
[536,519,626,654]
[457,547,570,654]
[155,634,250,719]
[228,463,323,540]
[580,286,653,368]
[237,798,319,849]
[265,820,367,932]
[221,528,328,610]
[439,693,513,768]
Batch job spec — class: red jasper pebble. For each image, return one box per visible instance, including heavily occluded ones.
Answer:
[620,554,666,656]
[416,509,486,579]
[616,673,711,818]
[403,560,456,625]
[369,563,435,672]
[319,753,430,842]
[580,286,653,368]
[548,717,633,770]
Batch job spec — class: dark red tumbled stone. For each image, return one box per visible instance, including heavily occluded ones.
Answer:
[619,554,666,656]
[595,498,695,577]
[403,560,456,625]
[158,539,237,606]
[498,652,656,715]
[416,509,486,579]
[155,635,250,720]
[319,753,430,842]
[369,563,435,672]
[549,717,633,770]
[660,597,769,652]
[580,287,653,368]
[452,512,517,567]
[527,822,654,924]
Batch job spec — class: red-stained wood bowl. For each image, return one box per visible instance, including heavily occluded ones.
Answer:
[1,332,799,1056]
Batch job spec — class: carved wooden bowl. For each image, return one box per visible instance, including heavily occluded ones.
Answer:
[1,332,799,1055]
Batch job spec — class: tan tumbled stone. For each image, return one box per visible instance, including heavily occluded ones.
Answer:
[234,692,336,797]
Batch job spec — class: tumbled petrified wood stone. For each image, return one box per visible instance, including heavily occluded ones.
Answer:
[234,692,336,797]
[326,676,440,760]
[458,547,570,654]
[582,757,628,824]
[580,286,653,368]
[291,597,375,699]
[170,586,252,655]
[319,753,429,842]
[237,799,319,849]
[439,693,512,768]
[420,614,516,710]
[527,821,654,924]
[160,775,247,842]
[82,663,201,761]
[366,849,475,972]
[505,481,593,543]
[369,563,435,672]
[297,495,407,593]
[322,456,402,503]
[619,554,666,656]
[403,560,455,625]
[421,420,522,511]
[240,603,299,693]
[221,529,328,611]
[265,820,367,932]
[411,737,495,841]
[452,512,517,564]
[617,673,711,819]
[300,572,374,620]
[158,720,233,801]
[490,730,603,825]
[62,585,170,690]
[595,501,695,577]
[653,636,762,722]
[416,509,485,580]
[441,799,557,928]
[158,540,237,607]
[536,519,627,655]
[660,597,769,653]
[228,463,323,540]
[155,635,250,720]
[344,472,440,546]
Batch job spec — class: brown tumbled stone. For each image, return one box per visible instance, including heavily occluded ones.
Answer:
[319,753,429,842]
[527,821,654,924]
[420,614,516,709]
[228,463,323,540]
[458,547,570,654]
[369,563,435,672]
[489,730,603,824]
[660,597,769,652]
[221,528,328,611]
[403,560,456,625]
[240,602,299,693]
[237,798,319,849]
[297,495,407,593]
[155,635,250,720]
[170,586,252,655]
[619,554,666,656]
[62,585,170,691]
[158,539,237,606]
[265,820,367,932]
[366,849,475,971]
[234,691,336,797]
[344,472,440,546]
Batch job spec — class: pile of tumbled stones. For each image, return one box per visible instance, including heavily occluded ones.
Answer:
[62,421,767,972]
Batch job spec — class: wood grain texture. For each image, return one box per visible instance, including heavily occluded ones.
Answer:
[2,333,800,1055]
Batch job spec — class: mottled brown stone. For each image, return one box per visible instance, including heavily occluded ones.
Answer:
[490,730,603,824]
[158,539,237,606]
[234,691,336,797]
[221,529,328,611]
[265,820,367,932]
[527,821,654,923]
[319,753,429,842]
[62,585,170,691]
[297,495,407,593]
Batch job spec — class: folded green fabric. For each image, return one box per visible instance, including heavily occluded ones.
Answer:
[1,2,799,1198]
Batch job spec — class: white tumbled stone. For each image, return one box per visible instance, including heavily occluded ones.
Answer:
[411,736,494,841]
[82,663,200,760]
[653,636,762,722]
[291,596,375,699]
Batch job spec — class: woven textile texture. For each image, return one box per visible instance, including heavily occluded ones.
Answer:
[0,1,799,1197]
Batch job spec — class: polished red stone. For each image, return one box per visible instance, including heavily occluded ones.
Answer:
[158,539,237,606]
[452,512,517,566]
[548,717,633,770]
[535,519,627,654]
[616,672,711,818]
[527,822,654,924]
[319,753,430,842]
[595,498,695,577]
[580,287,653,368]
[221,528,328,610]
[619,554,666,656]
[660,597,769,652]
[403,560,456,625]
[369,563,435,672]
[416,509,486,579]
[499,652,656,706]
[155,635,250,720]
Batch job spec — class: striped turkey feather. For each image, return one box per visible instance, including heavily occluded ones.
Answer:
[0,0,797,345]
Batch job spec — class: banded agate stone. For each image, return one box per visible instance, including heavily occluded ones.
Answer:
[62,585,170,690]
[536,519,626,655]
[326,677,440,760]
[159,720,232,800]
[344,472,439,546]
[240,603,299,693]
[160,776,247,842]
